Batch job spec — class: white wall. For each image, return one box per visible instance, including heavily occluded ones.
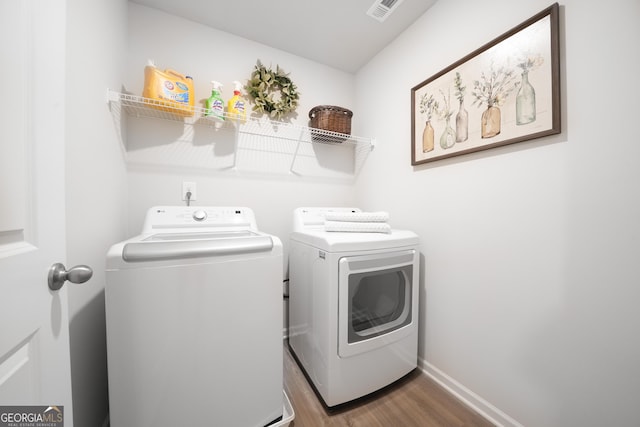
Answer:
[65,0,129,425]
[355,1,640,426]
[123,4,362,345]
[124,3,360,266]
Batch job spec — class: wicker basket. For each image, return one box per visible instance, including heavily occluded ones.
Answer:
[309,105,353,143]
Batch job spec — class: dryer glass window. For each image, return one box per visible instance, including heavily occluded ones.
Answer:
[347,265,412,343]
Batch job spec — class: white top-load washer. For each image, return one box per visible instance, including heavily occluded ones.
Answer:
[106,206,293,427]
[288,207,419,407]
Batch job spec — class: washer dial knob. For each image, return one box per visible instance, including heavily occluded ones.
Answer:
[192,209,207,221]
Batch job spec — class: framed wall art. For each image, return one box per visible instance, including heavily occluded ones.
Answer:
[411,3,560,165]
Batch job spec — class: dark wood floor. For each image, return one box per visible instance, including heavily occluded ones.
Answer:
[283,343,494,427]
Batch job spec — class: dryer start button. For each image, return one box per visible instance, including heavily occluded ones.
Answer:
[192,210,207,221]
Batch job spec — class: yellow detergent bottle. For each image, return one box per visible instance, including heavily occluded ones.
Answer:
[227,80,246,123]
[142,60,194,117]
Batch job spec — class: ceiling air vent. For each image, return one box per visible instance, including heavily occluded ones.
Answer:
[366,0,405,22]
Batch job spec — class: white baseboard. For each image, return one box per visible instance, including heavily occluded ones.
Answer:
[418,357,523,427]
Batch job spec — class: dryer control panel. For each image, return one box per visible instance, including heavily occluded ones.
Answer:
[292,207,360,232]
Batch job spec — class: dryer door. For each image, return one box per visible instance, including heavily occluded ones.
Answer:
[338,249,418,358]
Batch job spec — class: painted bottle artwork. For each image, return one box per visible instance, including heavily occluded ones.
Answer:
[437,88,455,149]
[422,121,434,152]
[419,93,438,153]
[481,105,501,138]
[454,72,468,142]
[472,64,519,139]
[516,70,536,125]
[440,117,455,149]
[455,99,468,142]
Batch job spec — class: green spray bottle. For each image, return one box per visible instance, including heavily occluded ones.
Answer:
[205,80,225,128]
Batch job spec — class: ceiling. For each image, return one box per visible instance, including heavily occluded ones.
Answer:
[130,0,438,73]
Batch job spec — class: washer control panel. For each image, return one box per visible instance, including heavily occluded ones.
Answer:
[141,206,258,232]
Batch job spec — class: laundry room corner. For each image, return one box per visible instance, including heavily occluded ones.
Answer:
[49,0,640,426]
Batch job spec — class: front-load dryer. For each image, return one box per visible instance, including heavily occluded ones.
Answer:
[288,207,419,407]
[105,206,292,427]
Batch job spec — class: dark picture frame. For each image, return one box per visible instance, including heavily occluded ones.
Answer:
[411,3,560,165]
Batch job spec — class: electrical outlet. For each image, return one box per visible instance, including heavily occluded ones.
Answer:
[182,182,197,201]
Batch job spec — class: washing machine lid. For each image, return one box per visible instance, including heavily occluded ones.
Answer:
[290,228,418,252]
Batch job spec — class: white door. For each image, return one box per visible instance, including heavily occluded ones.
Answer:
[0,1,80,425]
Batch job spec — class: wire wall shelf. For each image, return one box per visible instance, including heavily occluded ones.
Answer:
[107,90,374,177]
[108,90,374,147]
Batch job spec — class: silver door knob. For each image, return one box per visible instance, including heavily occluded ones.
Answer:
[48,263,93,291]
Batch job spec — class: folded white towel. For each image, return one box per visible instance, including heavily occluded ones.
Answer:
[324,211,389,223]
[325,220,391,234]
